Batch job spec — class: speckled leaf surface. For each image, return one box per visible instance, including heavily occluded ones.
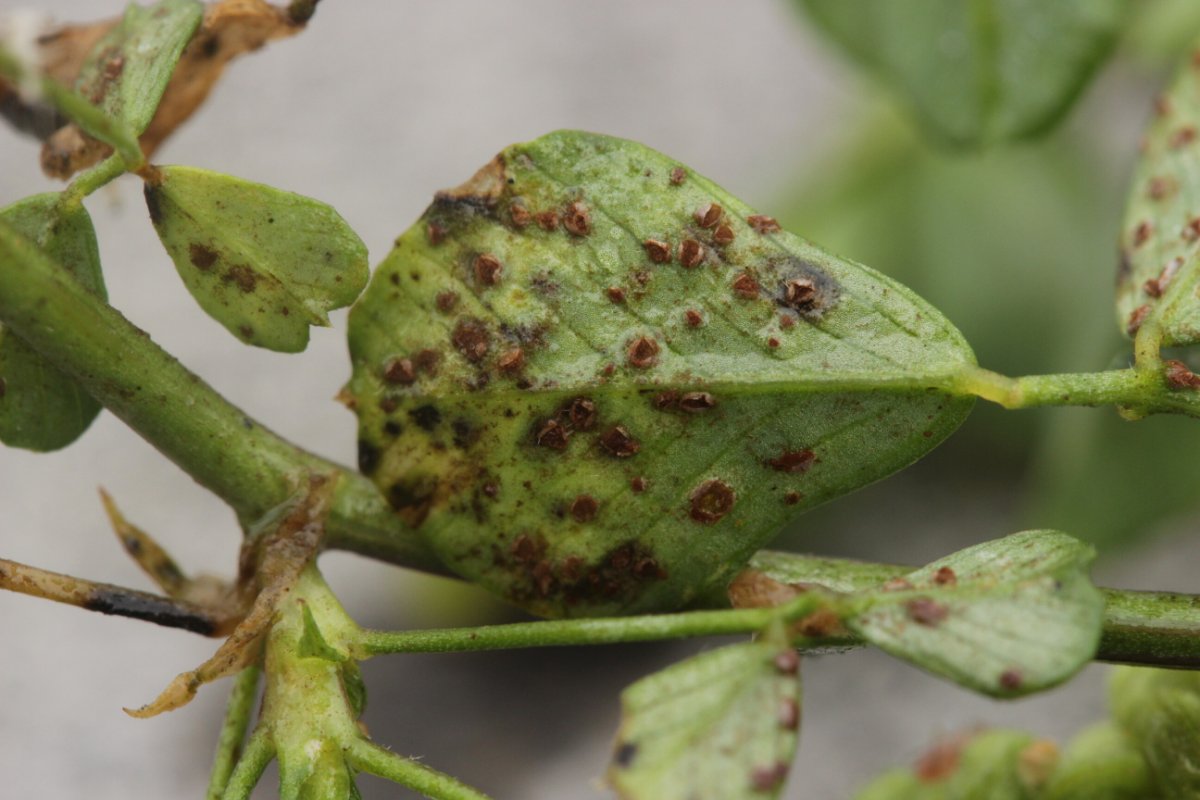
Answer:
[846,531,1103,698]
[1117,42,1200,347]
[801,0,1127,146]
[608,641,801,800]
[146,166,368,352]
[0,194,105,451]
[345,130,975,617]
[74,0,203,139]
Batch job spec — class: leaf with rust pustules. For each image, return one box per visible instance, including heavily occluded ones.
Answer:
[1117,39,1200,349]
[608,640,802,800]
[345,130,975,617]
[0,194,106,451]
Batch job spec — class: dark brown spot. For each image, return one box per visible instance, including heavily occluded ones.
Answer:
[188,243,218,270]
[780,314,795,329]
[784,491,801,505]
[630,476,648,493]
[474,253,503,286]
[482,482,499,498]
[614,742,638,769]
[409,404,441,431]
[569,495,599,522]
[383,357,416,385]
[497,347,524,373]
[1146,257,1183,297]
[1134,221,1153,246]
[435,291,459,313]
[644,239,672,263]
[535,419,570,451]
[750,762,789,792]
[1144,278,1164,298]
[774,649,800,675]
[1165,360,1200,389]
[1185,218,1200,242]
[906,597,948,626]
[509,202,531,228]
[607,286,626,304]
[536,210,559,230]
[224,265,257,293]
[732,272,760,299]
[767,449,815,474]
[626,336,660,369]
[357,439,381,474]
[999,669,1023,691]
[933,566,957,587]
[562,201,591,236]
[426,222,447,245]
[669,166,686,185]
[768,337,780,349]
[695,202,723,228]
[748,214,781,234]
[684,309,703,327]
[238,324,254,340]
[1170,126,1197,149]
[413,349,440,375]
[565,397,597,430]
[653,390,679,410]
[510,533,543,564]
[915,734,970,783]
[1127,304,1151,336]
[679,392,716,412]
[1148,176,1176,200]
[689,479,735,523]
[451,318,490,362]
[599,425,640,458]
[713,223,735,245]
[679,238,704,268]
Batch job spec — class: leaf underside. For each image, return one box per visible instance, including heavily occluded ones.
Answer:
[146,166,369,352]
[609,641,802,800]
[346,130,975,617]
[847,530,1103,698]
[0,194,106,451]
[801,0,1128,147]
[1117,41,1200,347]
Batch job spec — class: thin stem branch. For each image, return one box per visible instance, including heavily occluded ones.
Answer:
[347,740,494,800]
[0,219,442,572]
[220,731,275,800]
[60,154,128,208]
[206,666,262,800]
[356,596,822,658]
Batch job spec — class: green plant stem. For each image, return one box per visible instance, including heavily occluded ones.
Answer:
[220,731,274,800]
[206,666,262,800]
[1100,589,1200,668]
[356,596,822,658]
[60,154,128,208]
[346,740,494,800]
[0,217,442,573]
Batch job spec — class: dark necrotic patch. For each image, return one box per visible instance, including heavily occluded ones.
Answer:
[84,589,216,636]
[772,257,839,320]
[357,439,381,474]
[409,404,442,431]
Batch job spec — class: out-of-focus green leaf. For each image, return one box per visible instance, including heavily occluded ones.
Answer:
[74,0,203,141]
[846,531,1103,697]
[145,166,369,352]
[1041,723,1155,800]
[346,130,976,617]
[1125,0,1200,67]
[1110,667,1200,799]
[854,730,1057,799]
[778,114,1200,551]
[0,194,105,451]
[800,0,1128,146]
[608,640,801,800]
[1116,39,1200,348]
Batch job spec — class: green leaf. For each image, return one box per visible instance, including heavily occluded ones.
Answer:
[73,0,203,142]
[1116,40,1200,348]
[0,194,106,451]
[1110,667,1200,799]
[855,730,1056,800]
[800,0,1128,146]
[145,166,369,352]
[742,550,906,594]
[608,640,801,800]
[345,130,975,617]
[1042,723,1155,800]
[845,530,1103,697]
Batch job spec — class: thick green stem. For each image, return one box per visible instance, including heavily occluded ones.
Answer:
[1099,589,1200,668]
[357,596,822,658]
[220,732,274,800]
[0,216,441,572]
[206,666,262,800]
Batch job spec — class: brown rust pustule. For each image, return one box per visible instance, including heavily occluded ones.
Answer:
[497,347,525,374]
[564,397,598,430]
[473,253,503,286]
[569,495,599,523]
[732,272,760,299]
[774,258,840,319]
[767,449,815,474]
[906,597,949,626]
[599,425,640,457]
[451,318,491,363]
[695,202,723,229]
[562,201,591,236]
[679,238,704,268]
[643,239,672,263]
[1165,360,1200,389]
[626,336,660,369]
[712,223,735,246]
[678,391,716,412]
[747,214,781,234]
[535,419,571,451]
[689,479,735,523]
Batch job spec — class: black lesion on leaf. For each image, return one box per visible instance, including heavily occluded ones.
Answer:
[409,404,442,431]
[387,473,439,527]
[357,439,381,475]
[614,742,638,769]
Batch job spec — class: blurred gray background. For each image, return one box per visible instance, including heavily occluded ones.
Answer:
[2,2,1200,798]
